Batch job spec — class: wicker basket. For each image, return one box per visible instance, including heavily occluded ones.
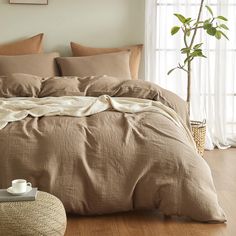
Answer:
[191,120,206,156]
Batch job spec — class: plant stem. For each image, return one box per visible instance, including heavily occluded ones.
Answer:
[190,0,205,49]
[187,0,204,106]
[190,26,204,31]
[187,61,191,103]
[183,26,189,48]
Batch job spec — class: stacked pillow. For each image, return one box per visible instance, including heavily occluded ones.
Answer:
[70,42,143,80]
[0,34,143,80]
[0,34,59,77]
[0,33,43,55]
[0,53,60,77]
[56,51,132,80]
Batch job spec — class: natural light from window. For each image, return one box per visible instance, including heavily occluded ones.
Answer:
[156,0,236,136]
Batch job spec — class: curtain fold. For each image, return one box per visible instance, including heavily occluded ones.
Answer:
[145,0,236,148]
[145,0,157,82]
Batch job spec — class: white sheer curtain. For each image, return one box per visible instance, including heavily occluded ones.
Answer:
[145,0,157,83]
[145,0,236,148]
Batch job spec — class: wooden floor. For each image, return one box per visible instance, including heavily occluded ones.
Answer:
[65,148,236,236]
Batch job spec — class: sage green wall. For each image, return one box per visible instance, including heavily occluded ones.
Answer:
[0,0,145,78]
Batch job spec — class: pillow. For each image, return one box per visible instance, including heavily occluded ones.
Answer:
[39,77,83,97]
[0,73,42,97]
[56,51,131,80]
[0,34,43,55]
[39,75,123,98]
[71,42,143,80]
[0,52,60,77]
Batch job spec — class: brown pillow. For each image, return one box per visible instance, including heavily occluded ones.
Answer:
[0,52,60,77]
[0,73,42,97]
[56,51,131,80]
[39,77,82,97]
[0,34,43,55]
[71,42,143,80]
[39,75,124,98]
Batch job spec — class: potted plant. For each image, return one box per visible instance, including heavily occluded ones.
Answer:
[168,0,229,155]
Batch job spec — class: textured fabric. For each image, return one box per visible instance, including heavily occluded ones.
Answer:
[0,73,43,97]
[0,75,226,222]
[70,42,143,80]
[56,52,131,79]
[0,191,67,236]
[0,96,194,147]
[0,53,60,77]
[0,74,190,126]
[0,33,43,55]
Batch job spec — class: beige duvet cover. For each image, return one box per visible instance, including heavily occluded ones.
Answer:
[0,74,226,222]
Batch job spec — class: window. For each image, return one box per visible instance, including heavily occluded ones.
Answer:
[155,0,236,138]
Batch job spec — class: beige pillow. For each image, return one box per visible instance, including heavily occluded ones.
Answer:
[0,52,60,77]
[56,51,131,80]
[0,73,42,97]
[0,34,43,55]
[71,42,143,80]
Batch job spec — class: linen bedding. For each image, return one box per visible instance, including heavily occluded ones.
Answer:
[0,74,226,222]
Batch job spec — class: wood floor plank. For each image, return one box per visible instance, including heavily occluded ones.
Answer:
[65,148,236,236]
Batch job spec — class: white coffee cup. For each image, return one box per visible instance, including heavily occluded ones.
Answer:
[12,179,32,193]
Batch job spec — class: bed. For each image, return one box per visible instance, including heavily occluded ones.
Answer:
[0,73,226,222]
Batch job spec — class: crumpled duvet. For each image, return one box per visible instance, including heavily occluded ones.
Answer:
[0,95,194,146]
[0,74,226,222]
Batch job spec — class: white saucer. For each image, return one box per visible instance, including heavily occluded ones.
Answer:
[7,186,32,196]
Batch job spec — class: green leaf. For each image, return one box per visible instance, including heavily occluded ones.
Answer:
[218,30,229,40]
[205,5,214,16]
[171,26,180,35]
[207,27,217,36]
[215,31,222,39]
[185,17,193,24]
[167,67,177,75]
[193,43,203,49]
[203,22,212,30]
[174,13,186,24]
[191,49,203,57]
[181,47,191,54]
[217,16,228,21]
[219,24,229,30]
[204,18,211,24]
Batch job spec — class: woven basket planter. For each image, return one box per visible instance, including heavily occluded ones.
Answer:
[191,120,206,156]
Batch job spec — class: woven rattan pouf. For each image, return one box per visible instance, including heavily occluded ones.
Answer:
[0,191,67,236]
